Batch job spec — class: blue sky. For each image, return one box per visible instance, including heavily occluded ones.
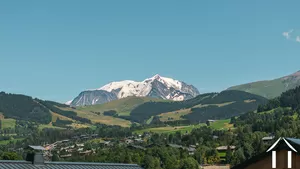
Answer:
[1,0,300,102]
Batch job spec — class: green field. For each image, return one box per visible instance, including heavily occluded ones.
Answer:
[146,116,154,124]
[210,119,233,130]
[58,106,132,127]
[135,119,233,134]
[226,78,287,99]
[134,124,205,134]
[38,124,66,130]
[78,96,166,116]
[1,118,16,129]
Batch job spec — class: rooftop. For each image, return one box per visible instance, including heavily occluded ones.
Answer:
[0,160,143,169]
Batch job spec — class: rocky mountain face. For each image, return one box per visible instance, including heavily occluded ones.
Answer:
[68,74,200,107]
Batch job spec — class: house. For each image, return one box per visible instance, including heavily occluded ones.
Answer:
[12,145,143,169]
[187,147,196,155]
[213,135,219,139]
[125,139,134,144]
[216,146,236,152]
[134,138,144,143]
[231,137,300,169]
[60,154,72,158]
[167,144,185,149]
[76,143,84,147]
[262,136,275,143]
[61,139,69,143]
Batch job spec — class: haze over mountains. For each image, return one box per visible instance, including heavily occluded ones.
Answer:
[68,74,200,107]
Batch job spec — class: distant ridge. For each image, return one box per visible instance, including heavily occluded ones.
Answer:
[226,70,300,99]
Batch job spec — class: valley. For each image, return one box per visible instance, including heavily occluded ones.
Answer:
[0,73,300,169]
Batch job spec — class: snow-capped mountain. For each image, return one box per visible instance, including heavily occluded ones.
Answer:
[69,74,200,107]
[65,100,73,105]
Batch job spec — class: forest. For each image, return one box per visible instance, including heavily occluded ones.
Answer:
[0,86,300,168]
[0,92,52,124]
[129,90,267,123]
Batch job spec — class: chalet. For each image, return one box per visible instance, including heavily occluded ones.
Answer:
[213,135,219,139]
[91,134,99,138]
[187,147,196,155]
[216,146,236,152]
[262,136,275,144]
[100,141,113,147]
[79,150,93,156]
[60,154,72,158]
[76,143,84,147]
[208,120,217,123]
[134,138,144,143]
[167,144,184,149]
[61,139,69,143]
[231,137,300,169]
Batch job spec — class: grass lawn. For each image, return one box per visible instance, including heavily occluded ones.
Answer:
[159,109,191,122]
[38,124,66,130]
[134,124,205,134]
[210,119,233,130]
[1,118,16,129]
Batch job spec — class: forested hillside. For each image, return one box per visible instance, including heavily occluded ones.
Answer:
[38,100,92,124]
[0,92,51,124]
[226,85,300,167]
[0,92,92,128]
[129,90,268,123]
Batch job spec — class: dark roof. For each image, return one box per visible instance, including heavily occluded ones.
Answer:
[231,137,300,169]
[0,160,143,169]
[28,145,46,151]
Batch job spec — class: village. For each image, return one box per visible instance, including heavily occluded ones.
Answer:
[24,130,276,169]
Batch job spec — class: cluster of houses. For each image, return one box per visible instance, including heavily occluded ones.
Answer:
[40,132,275,161]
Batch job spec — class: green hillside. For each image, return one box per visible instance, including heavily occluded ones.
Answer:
[227,70,300,99]
[0,92,52,124]
[129,90,268,123]
[77,96,167,116]
[0,92,132,129]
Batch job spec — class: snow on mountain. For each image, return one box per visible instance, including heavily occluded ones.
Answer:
[69,74,200,107]
[65,100,73,105]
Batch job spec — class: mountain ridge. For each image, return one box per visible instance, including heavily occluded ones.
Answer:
[226,70,300,99]
[69,74,200,107]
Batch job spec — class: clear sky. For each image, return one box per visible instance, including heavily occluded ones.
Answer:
[1,0,300,103]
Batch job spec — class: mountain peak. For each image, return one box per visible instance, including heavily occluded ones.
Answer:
[152,74,161,79]
[69,75,200,106]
